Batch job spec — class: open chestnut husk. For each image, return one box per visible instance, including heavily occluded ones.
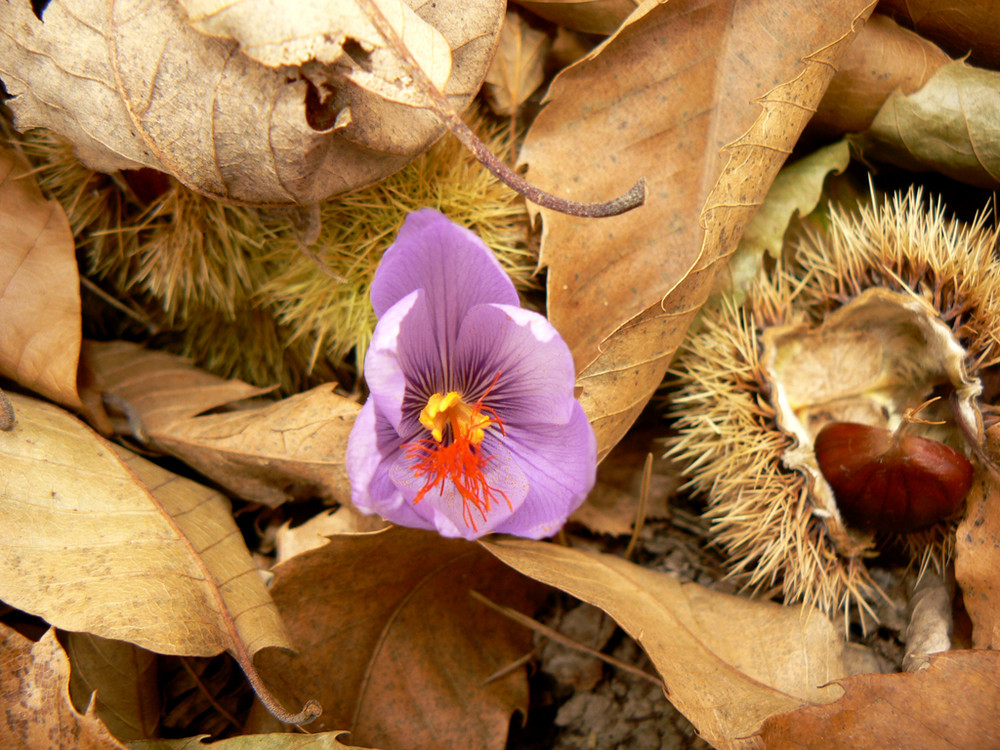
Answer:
[814,422,973,534]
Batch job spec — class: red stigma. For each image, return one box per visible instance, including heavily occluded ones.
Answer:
[403,374,511,531]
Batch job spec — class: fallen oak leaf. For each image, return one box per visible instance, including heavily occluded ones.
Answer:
[519,0,876,459]
[0,393,316,724]
[62,632,160,741]
[758,650,1000,749]
[483,9,551,117]
[483,538,850,750]
[0,0,502,203]
[0,626,126,750]
[178,0,452,105]
[513,0,639,35]
[132,732,370,749]
[251,527,546,749]
[955,424,1000,649]
[82,340,358,507]
[0,144,82,411]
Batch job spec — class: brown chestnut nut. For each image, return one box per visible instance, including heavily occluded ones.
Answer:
[814,422,973,533]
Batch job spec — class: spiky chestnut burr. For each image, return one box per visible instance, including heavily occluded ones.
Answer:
[668,189,1000,623]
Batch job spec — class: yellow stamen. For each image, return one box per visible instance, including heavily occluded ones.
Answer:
[418,390,493,444]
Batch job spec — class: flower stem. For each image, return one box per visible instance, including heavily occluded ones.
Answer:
[356,0,646,218]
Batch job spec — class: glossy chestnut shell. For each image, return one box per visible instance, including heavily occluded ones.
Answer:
[814,422,974,533]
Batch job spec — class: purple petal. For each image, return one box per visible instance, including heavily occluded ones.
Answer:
[364,289,445,432]
[347,400,435,531]
[491,403,597,539]
[452,304,578,426]
[370,211,519,356]
[388,433,530,540]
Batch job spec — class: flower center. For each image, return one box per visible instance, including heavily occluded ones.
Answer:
[403,379,511,531]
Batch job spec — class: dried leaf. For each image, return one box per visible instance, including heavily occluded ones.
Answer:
[82,341,359,507]
[484,10,551,116]
[712,139,851,308]
[81,341,271,436]
[758,651,1000,749]
[132,733,367,749]
[179,0,451,99]
[252,527,546,749]
[483,539,848,750]
[519,0,875,459]
[0,145,81,410]
[1,627,127,750]
[812,13,950,135]
[901,569,951,672]
[0,0,502,203]
[514,0,639,35]
[0,393,290,659]
[63,632,160,741]
[275,507,387,564]
[955,425,1000,649]
[855,60,1000,189]
[880,0,1000,68]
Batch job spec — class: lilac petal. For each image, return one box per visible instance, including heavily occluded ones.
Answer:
[347,400,435,531]
[453,304,578,426]
[491,402,597,539]
[365,289,445,432]
[388,433,530,540]
[370,210,519,353]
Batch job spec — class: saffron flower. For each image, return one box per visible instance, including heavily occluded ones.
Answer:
[347,209,597,540]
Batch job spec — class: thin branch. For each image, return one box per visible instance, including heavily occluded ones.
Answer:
[355,0,646,218]
[470,590,663,687]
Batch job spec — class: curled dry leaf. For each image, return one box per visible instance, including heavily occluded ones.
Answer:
[855,59,1000,189]
[0,392,290,661]
[252,527,546,749]
[0,0,503,203]
[519,0,876,459]
[811,13,950,136]
[483,539,850,750]
[758,651,1000,749]
[0,626,126,750]
[513,0,639,35]
[82,340,358,507]
[880,0,1000,68]
[955,424,1000,649]
[0,145,81,410]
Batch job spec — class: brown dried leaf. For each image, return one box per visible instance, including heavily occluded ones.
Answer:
[179,0,451,103]
[758,651,1000,749]
[0,392,290,659]
[854,60,1000,189]
[0,145,81,410]
[82,341,358,507]
[81,341,272,436]
[0,626,126,750]
[132,734,368,750]
[514,0,639,35]
[252,527,546,749]
[484,539,848,750]
[0,0,502,203]
[880,0,1000,69]
[63,632,160,741]
[955,425,1000,649]
[484,10,551,116]
[519,0,875,460]
[812,14,950,135]
[275,507,388,563]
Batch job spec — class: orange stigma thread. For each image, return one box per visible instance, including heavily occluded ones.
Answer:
[404,374,511,530]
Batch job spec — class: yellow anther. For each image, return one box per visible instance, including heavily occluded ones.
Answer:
[418,391,492,444]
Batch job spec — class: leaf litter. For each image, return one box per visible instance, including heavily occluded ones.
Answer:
[1,0,1000,748]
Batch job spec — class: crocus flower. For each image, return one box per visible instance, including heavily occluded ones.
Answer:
[346,209,597,540]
